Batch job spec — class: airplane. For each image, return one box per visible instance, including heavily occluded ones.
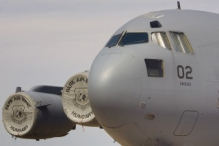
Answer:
[2,2,219,146]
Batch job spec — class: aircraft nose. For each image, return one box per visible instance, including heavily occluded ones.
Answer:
[88,53,142,127]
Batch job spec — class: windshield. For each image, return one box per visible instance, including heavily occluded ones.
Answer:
[151,32,171,50]
[169,32,193,54]
[105,32,123,48]
[118,32,148,46]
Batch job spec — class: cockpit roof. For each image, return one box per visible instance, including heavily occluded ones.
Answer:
[113,9,219,47]
[116,10,219,31]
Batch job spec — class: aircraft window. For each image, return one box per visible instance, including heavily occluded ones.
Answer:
[151,32,171,50]
[118,32,148,46]
[150,21,162,28]
[169,32,193,54]
[105,32,123,48]
[144,59,163,77]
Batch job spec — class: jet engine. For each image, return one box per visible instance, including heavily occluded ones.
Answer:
[62,71,99,127]
[2,89,74,140]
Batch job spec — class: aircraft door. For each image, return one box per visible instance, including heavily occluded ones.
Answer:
[174,110,199,136]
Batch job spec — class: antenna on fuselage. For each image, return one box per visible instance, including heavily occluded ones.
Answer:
[177,1,181,10]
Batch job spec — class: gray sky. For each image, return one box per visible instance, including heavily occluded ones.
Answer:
[1,0,219,145]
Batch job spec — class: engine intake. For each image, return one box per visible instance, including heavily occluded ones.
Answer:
[2,91,74,139]
[62,71,99,126]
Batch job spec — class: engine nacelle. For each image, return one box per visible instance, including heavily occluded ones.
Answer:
[2,91,74,139]
[62,71,99,126]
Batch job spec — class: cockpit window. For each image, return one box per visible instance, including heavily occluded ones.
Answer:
[145,59,163,77]
[105,32,123,48]
[118,32,148,46]
[151,32,171,50]
[169,32,193,54]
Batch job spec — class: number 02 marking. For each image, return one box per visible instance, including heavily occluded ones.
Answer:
[177,65,193,79]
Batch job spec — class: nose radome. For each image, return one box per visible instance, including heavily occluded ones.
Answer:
[88,53,142,127]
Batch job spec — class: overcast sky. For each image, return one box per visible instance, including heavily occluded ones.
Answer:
[1,0,219,146]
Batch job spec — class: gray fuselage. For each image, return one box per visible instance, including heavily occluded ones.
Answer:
[88,9,219,146]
